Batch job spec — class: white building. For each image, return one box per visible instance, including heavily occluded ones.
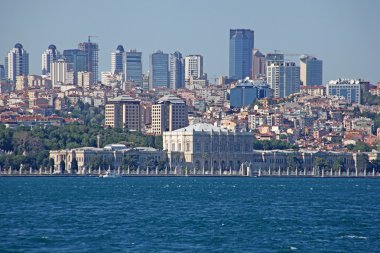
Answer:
[51,59,74,87]
[42,44,60,75]
[267,62,300,98]
[300,55,323,86]
[184,55,203,85]
[5,43,29,82]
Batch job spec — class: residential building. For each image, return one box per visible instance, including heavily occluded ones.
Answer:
[111,45,125,75]
[5,43,29,82]
[104,95,141,131]
[252,49,266,79]
[51,59,74,87]
[229,29,254,80]
[326,79,363,104]
[300,56,323,86]
[184,54,203,85]
[125,49,143,87]
[152,95,188,135]
[230,79,272,108]
[77,71,94,89]
[149,50,169,89]
[169,51,184,89]
[267,62,300,98]
[78,38,99,82]
[42,44,60,75]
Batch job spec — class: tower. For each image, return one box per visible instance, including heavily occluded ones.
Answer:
[267,62,300,98]
[78,37,99,83]
[184,55,203,85]
[229,29,254,80]
[300,56,323,86]
[149,50,169,89]
[111,45,125,75]
[5,43,29,82]
[252,49,266,79]
[125,49,143,87]
[169,51,184,89]
[42,44,60,75]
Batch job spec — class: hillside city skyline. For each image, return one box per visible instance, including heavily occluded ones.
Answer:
[0,0,379,84]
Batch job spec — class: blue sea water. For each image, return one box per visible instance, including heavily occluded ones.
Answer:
[0,177,379,252]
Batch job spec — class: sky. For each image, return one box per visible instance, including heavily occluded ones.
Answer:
[1,0,379,84]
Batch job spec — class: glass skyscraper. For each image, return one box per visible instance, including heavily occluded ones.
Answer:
[125,49,143,87]
[229,29,254,80]
[169,51,184,89]
[149,50,169,89]
[78,40,99,83]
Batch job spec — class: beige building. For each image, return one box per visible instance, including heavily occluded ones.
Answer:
[163,123,366,175]
[152,95,188,135]
[77,71,93,88]
[49,144,164,173]
[105,95,141,130]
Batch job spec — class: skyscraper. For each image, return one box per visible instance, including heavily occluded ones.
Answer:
[5,43,29,82]
[149,50,169,89]
[300,56,323,86]
[229,29,254,80]
[62,49,87,73]
[41,44,60,75]
[267,62,300,98]
[252,49,266,79]
[78,38,99,83]
[0,65,5,81]
[169,51,184,89]
[184,55,203,85]
[125,49,143,87]
[111,45,125,75]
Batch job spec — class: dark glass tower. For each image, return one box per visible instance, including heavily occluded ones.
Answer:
[78,39,99,82]
[229,29,254,80]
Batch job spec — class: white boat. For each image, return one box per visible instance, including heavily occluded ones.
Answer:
[99,168,120,178]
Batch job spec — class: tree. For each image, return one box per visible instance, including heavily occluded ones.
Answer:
[313,156,329,174]
[71,158,78,174]
[333,157,345,172]
[59,160,65,174]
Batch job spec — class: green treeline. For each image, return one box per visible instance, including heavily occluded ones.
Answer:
[252,139,298,150]
[0,124,162,170]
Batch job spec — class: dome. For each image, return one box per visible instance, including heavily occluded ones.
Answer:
[14,43,23,49]
[48,44,57,50]
[116,45,124,52]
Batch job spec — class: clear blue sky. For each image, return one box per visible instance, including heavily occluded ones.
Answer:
[1,0,379,83]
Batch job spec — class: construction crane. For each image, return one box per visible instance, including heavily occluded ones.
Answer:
[273,50,314,60]
[88,35,98,43]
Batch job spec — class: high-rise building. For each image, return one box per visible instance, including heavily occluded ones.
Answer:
[62,49,87,73]
[5,43,29,82]
[51,59,74,87]
[105,95,141,131]
[111,45,125,75]
[267,62,300,98]
[265,53,284,66]
[326,79,363,104]
[300,56,323,86]
[169,51,184,89]
[41,44,60,75]
[152,95,188,135]
[229,29,254,80]
[184,55,203,85]
[125,49,143,87]
[0,65,5,81]
[78,38,99,83]
[252,49,266,79]
[149,50,169,89]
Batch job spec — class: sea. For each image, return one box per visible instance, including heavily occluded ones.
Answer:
[0,177,379,252]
